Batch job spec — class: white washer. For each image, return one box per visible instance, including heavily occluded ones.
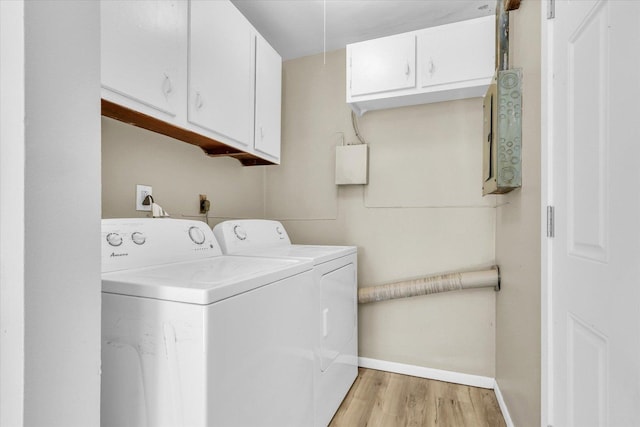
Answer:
[213,219,358,427]
[101,218,315,427]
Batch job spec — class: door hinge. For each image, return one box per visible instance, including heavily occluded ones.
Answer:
[547,206,555,238]
[547,0,555,19]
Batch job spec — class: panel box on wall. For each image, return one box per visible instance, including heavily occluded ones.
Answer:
[335,144,368,185]
[482,68,522,195]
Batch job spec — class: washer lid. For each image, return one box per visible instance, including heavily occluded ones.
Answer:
[102,255,312,305]
[234,244,357,265]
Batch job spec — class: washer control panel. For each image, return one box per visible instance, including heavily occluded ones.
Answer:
[102,218,221,273]
[106,232,124,247]
[131,232,146,245]
[188,226,206,245]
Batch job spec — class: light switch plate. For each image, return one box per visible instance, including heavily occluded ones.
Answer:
[336,144,368,185]
[136,184,152,211]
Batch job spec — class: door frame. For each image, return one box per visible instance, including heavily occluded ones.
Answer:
[0,1,26,425]
[541,1,552,426]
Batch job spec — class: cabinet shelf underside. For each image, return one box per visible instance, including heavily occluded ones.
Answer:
[101,99,274,167]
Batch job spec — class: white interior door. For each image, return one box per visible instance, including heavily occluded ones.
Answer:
[549,1,640,426]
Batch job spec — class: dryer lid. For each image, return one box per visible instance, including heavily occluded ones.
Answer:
[235,245,356,265]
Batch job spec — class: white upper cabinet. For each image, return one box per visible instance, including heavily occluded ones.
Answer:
[347,15,495,115]
[101,0,187,119]
[188,0,254,148]
[348,34,416,97]
[254,35,282,161]
[100,0,283,165]
[419,16,495,90]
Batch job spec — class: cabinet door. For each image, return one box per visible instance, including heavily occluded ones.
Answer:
[188,0,254,147]
[419,16,495,89]
[348,34,416,97]
[101,0,186,117]
[254,35,282,161]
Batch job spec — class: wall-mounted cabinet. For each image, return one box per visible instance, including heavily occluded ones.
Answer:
[347,15,495,115]
[101,0,282,165]
[349,34,416,97]
[101,0,187,120]
[188,0,254,149]
[254,35,283,160]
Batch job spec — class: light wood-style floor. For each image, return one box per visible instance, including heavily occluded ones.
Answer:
[329,368,506,427]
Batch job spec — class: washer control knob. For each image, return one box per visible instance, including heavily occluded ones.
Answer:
[106,233,123,247]
[233,225,247,241]
[188,226,206,245]
[131,232,146,245]
[275,226,284,238]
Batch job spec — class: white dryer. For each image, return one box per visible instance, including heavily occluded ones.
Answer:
[101,218,316,427]
[213,220,358,427]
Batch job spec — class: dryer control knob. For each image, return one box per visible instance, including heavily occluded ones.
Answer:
[276,226,284,238]
[131,232,146,245]
[106,233,123,247]
[188,226,206,245]
[234,225,247,241]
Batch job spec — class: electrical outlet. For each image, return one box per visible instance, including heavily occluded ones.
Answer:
[199,194,210,214]
[136,185,152,211]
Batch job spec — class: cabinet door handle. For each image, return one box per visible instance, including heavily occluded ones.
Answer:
[260,126,264,139]
[162,74,173,96]
[322,308,329,338]
[195,92,203,110]
[428,58,435,76]
[405,61,411,77]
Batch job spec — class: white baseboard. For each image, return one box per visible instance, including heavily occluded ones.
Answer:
[493,380,515,427]
[357,357,495,389]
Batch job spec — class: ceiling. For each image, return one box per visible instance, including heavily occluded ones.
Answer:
[231,0,497,61]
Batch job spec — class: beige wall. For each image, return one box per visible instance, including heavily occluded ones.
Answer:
[495,1,542,426]
[268,49,497,376]
[101,18,542,401]
[102,117,265,222]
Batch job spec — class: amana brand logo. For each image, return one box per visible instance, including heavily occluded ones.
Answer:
[110,252,128,258]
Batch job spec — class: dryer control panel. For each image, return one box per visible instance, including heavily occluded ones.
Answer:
[102,218,221,272]
[213,219,291,254]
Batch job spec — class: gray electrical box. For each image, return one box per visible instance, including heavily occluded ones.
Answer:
[335,144,368,185]
[482,68,522,195]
